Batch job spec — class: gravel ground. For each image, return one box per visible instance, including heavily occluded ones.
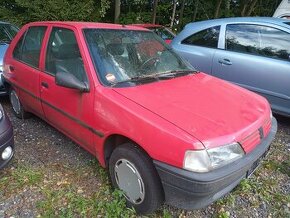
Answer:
[0,97,289,218]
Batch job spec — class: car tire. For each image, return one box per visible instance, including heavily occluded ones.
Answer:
[9,88,30,119]
[109,143,164,214]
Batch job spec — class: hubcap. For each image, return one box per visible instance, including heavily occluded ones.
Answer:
[114,159,145,204]
[10,90,21,114]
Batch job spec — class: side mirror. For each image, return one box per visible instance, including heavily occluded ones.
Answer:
[55,72,89,92]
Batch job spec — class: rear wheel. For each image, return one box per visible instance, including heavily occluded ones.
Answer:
[9,88,30,119]
[109,143,164,214]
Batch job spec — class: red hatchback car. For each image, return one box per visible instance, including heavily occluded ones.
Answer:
[3,22,276,214]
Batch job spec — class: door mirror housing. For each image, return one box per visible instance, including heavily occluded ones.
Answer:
[55,72,89,92]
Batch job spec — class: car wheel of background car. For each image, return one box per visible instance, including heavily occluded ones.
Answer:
[109,143,164,214]
[9,88,30,119]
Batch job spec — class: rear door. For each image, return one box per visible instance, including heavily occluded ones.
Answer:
[9,26,47,117]
[39,25,95,153]
[173,25,220,73]
[212,23,290,115]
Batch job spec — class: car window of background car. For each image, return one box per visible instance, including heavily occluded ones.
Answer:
[0,24,18,43]
[13,26,46,68]
[84,29,191,86]
[181,26,220,48]
[0,26,11,43]
[152,27,174,40]
[45,27,87,82]
[226,24,290,61]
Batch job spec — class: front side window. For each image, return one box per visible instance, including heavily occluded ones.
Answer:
[226,24,290,61]
[181,26,220,48]
[45,27,87,82]
[13,26,46,68]
[84,29,194,87]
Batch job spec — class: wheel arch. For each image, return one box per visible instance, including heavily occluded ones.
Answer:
[103,134,150,168]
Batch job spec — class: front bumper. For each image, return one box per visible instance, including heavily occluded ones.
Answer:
[154,118,277,210]
[0,112,14,170]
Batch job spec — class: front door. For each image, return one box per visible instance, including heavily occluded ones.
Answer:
[39,26,95,153]
[212,23,290,115]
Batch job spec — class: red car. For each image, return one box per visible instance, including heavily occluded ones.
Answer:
[3,22,276,214]
[129,24,175,44]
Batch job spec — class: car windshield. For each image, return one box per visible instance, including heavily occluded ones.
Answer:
[84,29,194,87]
[0,24,18,43]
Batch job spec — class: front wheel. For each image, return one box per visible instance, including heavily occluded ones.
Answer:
[9,88,30,119]
[109,143,164,214]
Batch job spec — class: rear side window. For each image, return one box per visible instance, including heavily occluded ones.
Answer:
[13,26,47,68]
[181,26,220,48]
[45,27,87,82]
[226,24,290,61]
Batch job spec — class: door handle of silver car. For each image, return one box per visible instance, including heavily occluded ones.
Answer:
[218,59,232,66]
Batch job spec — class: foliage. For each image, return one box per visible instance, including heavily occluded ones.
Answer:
[0,0,281,28]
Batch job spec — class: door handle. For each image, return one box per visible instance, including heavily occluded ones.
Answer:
[218,59,232,66]
[41,82,49,88]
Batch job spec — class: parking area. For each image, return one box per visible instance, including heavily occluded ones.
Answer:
[0,96,289,217]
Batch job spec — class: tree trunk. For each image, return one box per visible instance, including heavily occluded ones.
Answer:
[246,0,259,16]
[170,0,177,28]
[152,0,158,24]
[240,0,249,16]
[193,0,198,21]
[114,0,120,24]
[214,0,223,18]
[179,0,186,30]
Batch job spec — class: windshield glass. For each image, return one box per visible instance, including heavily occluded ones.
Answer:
[84,29,194,87]
[0,24,18,43]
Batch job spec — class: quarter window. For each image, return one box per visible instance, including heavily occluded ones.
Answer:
[45,27,87,82]
[226,24,290,61]
[181,26,220,48]
[13,26,46,68]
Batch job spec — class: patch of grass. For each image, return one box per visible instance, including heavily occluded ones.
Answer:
[37,182,136,217]
[0,166,43,195]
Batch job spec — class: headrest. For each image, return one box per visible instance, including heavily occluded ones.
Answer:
[55,44,81,59]
[107,43,125,56]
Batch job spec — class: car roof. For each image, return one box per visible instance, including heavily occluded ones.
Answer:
[128,23,163,28]
[185,17,290,29]
[26,21,150,31]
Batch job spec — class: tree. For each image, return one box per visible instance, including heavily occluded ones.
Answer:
[170,0,177,28]
[114,0,121,23]
[214,0,223,18]
[152,0,158,24]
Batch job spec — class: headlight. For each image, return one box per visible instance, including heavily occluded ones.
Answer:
[0,65,3,72]
[0,109,3,120]
[184,143,245,172]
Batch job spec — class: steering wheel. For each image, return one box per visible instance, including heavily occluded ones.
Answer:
[138,56,160,73]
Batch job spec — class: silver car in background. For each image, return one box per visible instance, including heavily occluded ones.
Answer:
[172,17,290,116]
[0,21,18,95]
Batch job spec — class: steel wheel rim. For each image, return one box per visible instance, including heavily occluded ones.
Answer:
[114,159,145,204]
[10,90,21,115]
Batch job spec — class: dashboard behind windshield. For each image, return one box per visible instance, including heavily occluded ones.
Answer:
[83,29,193,87]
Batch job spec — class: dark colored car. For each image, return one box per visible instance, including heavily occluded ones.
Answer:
[0,21,19,95]
[130,24,175,44]
[0,103,14,169]
[172,17,290,116]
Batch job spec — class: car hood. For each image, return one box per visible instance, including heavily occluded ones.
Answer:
[113,73,270,149]
[0,44,9,65]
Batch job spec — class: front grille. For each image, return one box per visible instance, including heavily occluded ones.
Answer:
[240,130,261,153]
[240,117,272,153]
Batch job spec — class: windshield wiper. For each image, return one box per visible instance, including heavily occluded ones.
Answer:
[111,75,159,87]
[154,70,196,78]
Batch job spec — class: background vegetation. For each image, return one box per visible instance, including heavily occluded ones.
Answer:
[0,0,282,31]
